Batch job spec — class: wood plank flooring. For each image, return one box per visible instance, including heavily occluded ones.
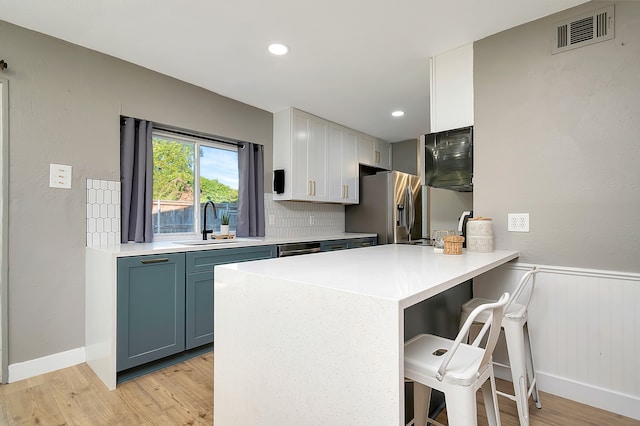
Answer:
[0,353,213,425]
[0,352,636,425]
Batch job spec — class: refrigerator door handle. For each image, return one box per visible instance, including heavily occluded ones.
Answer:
[406,186,414,237]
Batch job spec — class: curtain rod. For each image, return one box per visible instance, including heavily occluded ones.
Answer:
[153,125,241,147]
[120,116,250,148]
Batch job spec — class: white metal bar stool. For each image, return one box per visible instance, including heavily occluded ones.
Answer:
[460,266,541,426]
[405,292,510,426]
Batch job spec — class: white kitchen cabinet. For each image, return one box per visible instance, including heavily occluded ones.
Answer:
[273,108,329,202]
[358,133,392,170]
[328,124,358,204]
[429,43,474,133]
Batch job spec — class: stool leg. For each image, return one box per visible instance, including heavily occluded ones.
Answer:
[524,322,542,409]
[413,382,432,426]
[481,366,502,426]
[503,319,530,426]
[444,386,478,426]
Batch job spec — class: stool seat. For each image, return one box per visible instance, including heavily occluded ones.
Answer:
[405,293,510,426]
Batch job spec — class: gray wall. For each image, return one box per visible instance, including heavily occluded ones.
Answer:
[392,139,418,175]
[1,20,273,364]
[473,1,640,273]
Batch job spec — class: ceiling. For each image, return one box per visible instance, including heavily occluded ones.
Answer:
[0,0,587,142]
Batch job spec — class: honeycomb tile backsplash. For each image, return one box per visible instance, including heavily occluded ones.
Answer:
[86,178,120,247]
[86,187,344,246]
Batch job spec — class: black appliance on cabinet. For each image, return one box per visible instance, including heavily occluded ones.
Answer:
[424,126,473,192]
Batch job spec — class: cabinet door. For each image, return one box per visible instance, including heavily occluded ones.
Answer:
[376,139,392,170]
[117,253,185,372]
[328,124,344,202]
[358,133,376,166]
[291,110,328,201]
[309,117,329,200]
[291,109,312,200]
[341,128,359,203]
[429,43,474,132]
[186,271,214,350]
[328,124,358,203]
[185,246,276,350]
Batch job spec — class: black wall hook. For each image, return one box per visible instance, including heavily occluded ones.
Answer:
[0,60,7,70]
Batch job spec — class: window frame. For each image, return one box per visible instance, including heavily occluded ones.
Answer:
[151,130,239,241]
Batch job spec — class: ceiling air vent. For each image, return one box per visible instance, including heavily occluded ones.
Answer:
[552,5,614,54]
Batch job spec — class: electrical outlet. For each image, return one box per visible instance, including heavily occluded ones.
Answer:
[309,216,315,225]
[508,213,529,232]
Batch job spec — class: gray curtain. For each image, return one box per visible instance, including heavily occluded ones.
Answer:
[236,142,265,237]
[120,117,153,243]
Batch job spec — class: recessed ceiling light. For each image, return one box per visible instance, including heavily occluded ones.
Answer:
[268,43,289,56]
[391,110,405,117]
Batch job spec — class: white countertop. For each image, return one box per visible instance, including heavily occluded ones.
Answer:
[85,233,376,257]
[218,244,519,308]
[214,244,519,424]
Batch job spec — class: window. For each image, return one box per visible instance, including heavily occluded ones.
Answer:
[152,131,238,238]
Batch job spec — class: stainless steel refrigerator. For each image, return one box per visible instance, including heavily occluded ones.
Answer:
[345,171,422,244]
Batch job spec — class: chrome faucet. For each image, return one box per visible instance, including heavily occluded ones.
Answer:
[202,200,218,240]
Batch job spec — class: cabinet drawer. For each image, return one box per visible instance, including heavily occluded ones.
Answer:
[349,237,377,248]
[186,245,276,273]
[320,240,350,252]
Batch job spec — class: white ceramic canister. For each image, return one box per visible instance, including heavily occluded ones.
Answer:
[466,217,494,253]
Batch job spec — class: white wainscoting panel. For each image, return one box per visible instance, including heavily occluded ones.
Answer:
[473,263,640,420]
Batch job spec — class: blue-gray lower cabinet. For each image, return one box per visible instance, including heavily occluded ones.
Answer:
[185,245,276,349]
[117,253,186,372]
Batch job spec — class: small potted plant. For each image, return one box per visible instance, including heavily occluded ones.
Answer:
[220,211,230,236]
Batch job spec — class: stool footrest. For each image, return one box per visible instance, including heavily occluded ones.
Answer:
[495,377,538,401]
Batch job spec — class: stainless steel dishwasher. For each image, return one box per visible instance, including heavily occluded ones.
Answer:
[276,241,321,257]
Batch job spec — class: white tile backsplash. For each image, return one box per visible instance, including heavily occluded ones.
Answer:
[86,178,120,247]
[264,193,345,238]
[86,188,342,246]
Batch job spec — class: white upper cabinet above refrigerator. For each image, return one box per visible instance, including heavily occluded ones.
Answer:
[358,133,392,170]
[429,43,474,133]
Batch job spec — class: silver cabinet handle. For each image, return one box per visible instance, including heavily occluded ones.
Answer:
[309,180,313,196]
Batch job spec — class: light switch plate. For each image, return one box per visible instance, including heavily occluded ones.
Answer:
[49,164,72,189]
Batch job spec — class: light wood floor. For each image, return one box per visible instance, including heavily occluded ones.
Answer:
[0,352,636,425]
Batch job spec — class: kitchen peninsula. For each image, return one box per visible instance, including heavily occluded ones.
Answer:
[214,244,519,425]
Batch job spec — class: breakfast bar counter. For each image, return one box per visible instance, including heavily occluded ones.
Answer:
[214,244,518,425]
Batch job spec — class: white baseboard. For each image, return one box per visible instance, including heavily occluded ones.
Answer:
[8,347,86,383]
[494,364,640,421]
